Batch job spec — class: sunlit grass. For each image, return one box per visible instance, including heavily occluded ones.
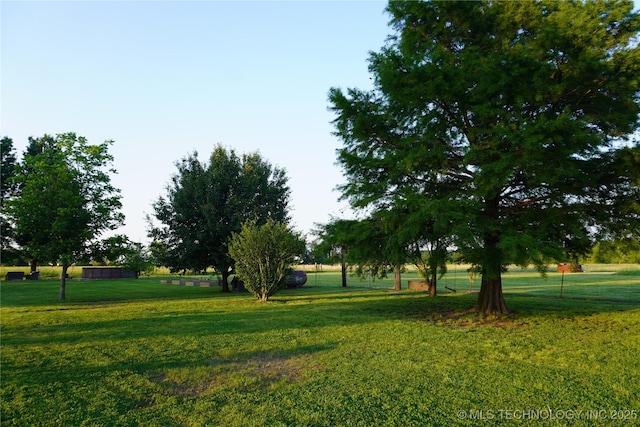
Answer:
[1,268,639,426]
[0,265,178,279]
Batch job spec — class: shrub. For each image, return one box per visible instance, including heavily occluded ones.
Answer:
[228,220,305,301]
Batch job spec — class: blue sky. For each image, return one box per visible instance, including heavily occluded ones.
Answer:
[3,1,639,244]
[2,0,390,242]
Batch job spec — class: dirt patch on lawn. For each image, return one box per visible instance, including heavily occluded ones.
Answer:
[245,353,306,382]
[434,309,524,329]
[149,353,311,398]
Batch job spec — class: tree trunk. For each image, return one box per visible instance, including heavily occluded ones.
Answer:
[340,249,347,287]
[221,270,231,292]
[59,264,69,301]
[475,274,509,314]
[393,265,401,290]
[427,274,437,297]
[30,259,37,273]
[474,234,509,314]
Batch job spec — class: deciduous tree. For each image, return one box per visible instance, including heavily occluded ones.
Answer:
[313,216,407,289]
[6,133,123,300]
[1,137,18,262]
[147,145,291,291]
[94,235,154,277]
[312,218,359,287]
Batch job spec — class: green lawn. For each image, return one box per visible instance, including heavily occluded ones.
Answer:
[1,269,639,426]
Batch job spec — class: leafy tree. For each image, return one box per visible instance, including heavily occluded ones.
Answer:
[147,145,290,291]
[93,235,133,265]
[396,213,451,296]
[350,218,405,290]
[315,207,453,293]
[148,240,171,269]
[6,133,123,300]
[11,135,61,271]
[589,238,640,264]
[329,0,640,314]
[1,137,19,262]
[375,203,454,296]
[335,220,387,282]
[312,218,358,287]
[94,235,154,276]
[228,220,305,301]
[313,216,405,289]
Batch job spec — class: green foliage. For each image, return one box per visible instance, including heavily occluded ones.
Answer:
[329,0,640,314]
[147,145,290,290]
[0,137,17,197]
[228,220,305,301]
[590,238,640,264]
[94,235,155,276]
[311,218,356,264]
[313,218,392,280]
[1,136,18,259]
[315,209,452,294]
[5,133,123,299]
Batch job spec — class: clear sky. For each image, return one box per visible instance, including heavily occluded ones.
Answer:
[1,0,390,243]
[3,1,639,244]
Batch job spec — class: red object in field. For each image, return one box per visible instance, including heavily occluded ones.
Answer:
[557,263,583,273]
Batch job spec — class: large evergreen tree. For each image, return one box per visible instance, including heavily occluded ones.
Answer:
[147,145,291,291]
[329,0,640,314]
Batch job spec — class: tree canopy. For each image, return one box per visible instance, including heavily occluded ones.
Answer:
[147,145,291,291]
[329,0,640,314]
[6,133,123,300]
[93,234,155,277]
[1,137,18,261]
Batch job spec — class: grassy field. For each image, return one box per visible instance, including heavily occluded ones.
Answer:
[1,267,639,426]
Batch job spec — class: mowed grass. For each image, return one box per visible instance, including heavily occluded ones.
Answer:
[1,268,639,426]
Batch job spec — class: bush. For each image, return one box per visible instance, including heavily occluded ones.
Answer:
[228,220,305,301]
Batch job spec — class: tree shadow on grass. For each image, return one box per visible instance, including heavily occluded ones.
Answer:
[0,278,232,308]
[2,297,391,347]
[5,286,639,351]
[6,340,337,391]
[299,287,640,328]
[144,343,334,399]
[4,284,640,415]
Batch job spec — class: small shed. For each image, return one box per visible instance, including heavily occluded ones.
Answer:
[81,267,137,279]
